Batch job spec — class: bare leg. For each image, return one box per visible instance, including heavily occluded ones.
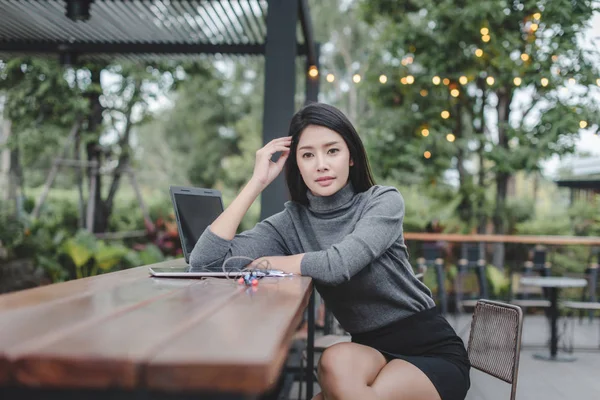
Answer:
[317,342,387,400]
[371,359,442,400]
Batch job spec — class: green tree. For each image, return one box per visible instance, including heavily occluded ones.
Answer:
[362,0,600,264]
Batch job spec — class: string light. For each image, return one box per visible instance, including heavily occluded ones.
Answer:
[326,73,335,82]
[580,120,588,128]
[482,35,491,42]
[450,89,460,97]
[568,78,576,85]
[443,78,450,86]
[424,151,431,159]
[459,76,468,85]
[308,66,319,78]
[475,49,483,57]
[533,12,541,20]
[420,89,429,97]
[406,75,415,84]
[521,53,530,61]
[530,23,539,32]
[552,55,558,62]
[480,27,489,35]
[541,78,549,87]
[486,76,495,85]
[432,76,441,85]
[421,128,430,137]
[441,110,450,119]
[379,74,388,84]
[401,77,408,85]
[446,133,456,142]
[513,77,522,86]
[353,74,361,83]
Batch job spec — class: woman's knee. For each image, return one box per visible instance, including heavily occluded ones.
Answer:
[318,343,357,378]
[318,342,386,383]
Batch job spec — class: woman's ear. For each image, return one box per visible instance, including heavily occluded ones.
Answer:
[349,158,354,167]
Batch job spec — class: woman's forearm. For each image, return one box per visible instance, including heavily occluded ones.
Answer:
[209,179,263,240]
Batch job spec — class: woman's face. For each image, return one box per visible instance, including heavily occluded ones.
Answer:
[295,125,353,197]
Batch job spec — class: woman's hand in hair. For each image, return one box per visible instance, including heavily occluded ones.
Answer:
[250,137,292,190]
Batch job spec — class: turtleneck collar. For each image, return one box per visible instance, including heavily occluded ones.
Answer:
[307,182,356,213]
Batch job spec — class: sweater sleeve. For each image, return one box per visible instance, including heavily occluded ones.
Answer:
[300,187,404,285]
[189,210,290,271]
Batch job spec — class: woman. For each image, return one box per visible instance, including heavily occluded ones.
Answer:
[190,103,470,400]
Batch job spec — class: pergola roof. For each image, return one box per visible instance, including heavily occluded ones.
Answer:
[0,0,316,63]
[556,176,600,190]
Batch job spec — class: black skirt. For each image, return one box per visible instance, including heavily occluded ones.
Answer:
[351,307,470,400]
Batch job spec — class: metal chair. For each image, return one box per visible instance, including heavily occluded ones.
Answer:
[455,243,488,312]
[468,300,524,400]
[510,245,552,310]
[417,242,448,314]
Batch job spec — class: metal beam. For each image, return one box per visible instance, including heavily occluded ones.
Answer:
[0,40,312,57]
[298,0,317,67]
[260,0,298,221]
[0,40,266,56]
[305,43,320,104]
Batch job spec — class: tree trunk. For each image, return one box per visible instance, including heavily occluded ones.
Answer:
[454,102,472,226]
[476,83,487,234]
[492,88,513,268]
[85,66,107,233]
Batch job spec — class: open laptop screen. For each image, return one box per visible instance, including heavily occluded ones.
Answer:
[172,192,223,258]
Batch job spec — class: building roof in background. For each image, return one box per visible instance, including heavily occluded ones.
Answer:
[0,0,316,63]
[555,156,600,189]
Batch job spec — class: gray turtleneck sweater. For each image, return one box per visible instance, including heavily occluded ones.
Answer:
[189,184,435,334]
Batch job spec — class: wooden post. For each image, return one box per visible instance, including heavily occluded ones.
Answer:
[127,167,155,232]
[86,159,98,233]
[74,130,85,229]
[32,119,82,218]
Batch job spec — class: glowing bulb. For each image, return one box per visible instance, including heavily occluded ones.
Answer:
[379,74,388,84]
[552,55,558,62]
[480,27,489,35]
[597,78,600,86]
[326,73,335,82]
[530,23,539,32]
[443,78,450,86]
[401,77,408,85]
[353,74,361,83]
[450,89,460,97]
[541,78,549,87]
[441,110,450,119]
[521,53,530,62]
[475,49,483,57]
[482,35,491,42]
[459,76,468,85]
[568,78,575,85]
[406,75,415,84]
[446,133,456,142]
[533,12,541,20]
[405,56,414,64]
[424,151,431,159]
[421,128,430,137]
[432,76,441,85]
[308,66,319,78]
[580,120,588,129]
[486,76,495,85]
[513,77,522,86]
[401,59,409,66]
[420,89,429,97]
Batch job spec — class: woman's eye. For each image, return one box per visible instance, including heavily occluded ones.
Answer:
[328,148,339,154]
[302,153,313,158]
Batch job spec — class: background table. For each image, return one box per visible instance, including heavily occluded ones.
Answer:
[520,276,587,362]
[0,259,313,399]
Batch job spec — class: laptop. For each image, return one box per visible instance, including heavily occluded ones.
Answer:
[148,186,288,278]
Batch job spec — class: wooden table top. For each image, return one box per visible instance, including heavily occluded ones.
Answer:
[404,232,600,246]
[0,259,312,395]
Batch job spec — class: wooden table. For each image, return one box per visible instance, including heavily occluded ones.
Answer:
[0,259,313,399]
[520,276,587,362]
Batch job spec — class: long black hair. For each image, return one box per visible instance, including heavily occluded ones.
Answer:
[284,102,376,205]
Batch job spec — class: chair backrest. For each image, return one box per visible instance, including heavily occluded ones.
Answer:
[467,300,523,400]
